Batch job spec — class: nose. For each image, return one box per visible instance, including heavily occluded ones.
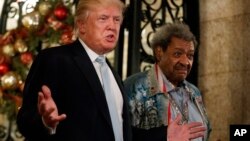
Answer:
[107,18,118,31]
[179,55,191,66]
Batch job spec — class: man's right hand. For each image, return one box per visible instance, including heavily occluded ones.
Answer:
[167,114,206,141]
[38,85,67,129]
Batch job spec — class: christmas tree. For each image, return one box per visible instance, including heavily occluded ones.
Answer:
[0,0,75,121]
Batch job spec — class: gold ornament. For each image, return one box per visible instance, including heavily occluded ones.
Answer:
[2,44,15,56]
[22,11,41,31]
[38,1,52,16]
[14,38,28,53]
[0,72,21,90]
[19,81,25,92]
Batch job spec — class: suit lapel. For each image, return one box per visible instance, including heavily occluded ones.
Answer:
[70,40,113,128]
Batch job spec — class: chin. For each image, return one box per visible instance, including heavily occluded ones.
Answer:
[105,44,116,49]
[176,76,186,82]
[103,47,115,53]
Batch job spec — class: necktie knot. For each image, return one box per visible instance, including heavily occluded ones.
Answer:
[96,56,106,64]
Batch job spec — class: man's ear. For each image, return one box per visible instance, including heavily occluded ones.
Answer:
[77,20,86,33]
[155,46,163,62]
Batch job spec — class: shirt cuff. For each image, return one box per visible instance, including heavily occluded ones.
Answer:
[42,117,57,135]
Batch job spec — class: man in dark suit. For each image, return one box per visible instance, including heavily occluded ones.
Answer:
[16,0,132,141]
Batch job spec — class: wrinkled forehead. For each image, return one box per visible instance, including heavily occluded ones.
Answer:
[89,0,124,12]
[75,0,124,22]
[84,5,124,24]
[164,37,194,53]
[90,4,123,14]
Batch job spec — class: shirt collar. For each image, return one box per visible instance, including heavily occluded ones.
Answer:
[78,38,105,63]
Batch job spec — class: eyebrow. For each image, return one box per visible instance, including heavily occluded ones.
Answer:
[172,47,195,52]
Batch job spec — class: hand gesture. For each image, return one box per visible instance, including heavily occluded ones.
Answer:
[167,114,206,141]
[38,85,67,129]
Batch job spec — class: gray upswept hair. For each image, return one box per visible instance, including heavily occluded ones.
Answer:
[73,0,125,37]
[150,22,198,57]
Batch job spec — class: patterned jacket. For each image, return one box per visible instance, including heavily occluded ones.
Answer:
[124,65,211,141]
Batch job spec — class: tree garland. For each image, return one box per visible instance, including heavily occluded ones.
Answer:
[0,0,75,119]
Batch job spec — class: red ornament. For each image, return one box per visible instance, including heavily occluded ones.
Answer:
[0,31,14,46]
[54,5,68,21]
[36,24,49,36]
[0,55,10,64]
[47,15,64,30]
[15,27,29,39]
[60,31,73,45]
[0,63,9,75]
[20,52,33,65]
[60,25,74,44]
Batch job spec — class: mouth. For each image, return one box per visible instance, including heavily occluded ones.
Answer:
[106,34,116,42]
[176,68,188,75]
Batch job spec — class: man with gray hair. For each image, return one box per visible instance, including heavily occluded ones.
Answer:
[124,22,211,141]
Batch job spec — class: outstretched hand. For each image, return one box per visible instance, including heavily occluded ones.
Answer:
[167,114,206,141]
[38,85,67,129]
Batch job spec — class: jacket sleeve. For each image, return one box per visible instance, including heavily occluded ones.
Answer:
[16,51,53,140]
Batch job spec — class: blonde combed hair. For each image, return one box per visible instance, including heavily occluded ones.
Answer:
[73,0,125,37]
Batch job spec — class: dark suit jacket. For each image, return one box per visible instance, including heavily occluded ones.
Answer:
[16,40,132,141]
